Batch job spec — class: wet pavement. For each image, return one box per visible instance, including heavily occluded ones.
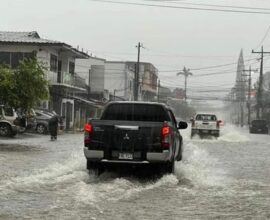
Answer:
[0,125,270,220]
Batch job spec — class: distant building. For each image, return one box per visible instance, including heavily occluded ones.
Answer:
[75,56,108,109]
[158,85,172,103]
[172,88,185,100]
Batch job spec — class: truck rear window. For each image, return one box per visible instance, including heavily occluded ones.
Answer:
[251,120,267,127]
[101,104,170,122]
[196,114,217,121]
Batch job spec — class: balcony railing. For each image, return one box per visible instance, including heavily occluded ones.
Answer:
[48,71,86,89]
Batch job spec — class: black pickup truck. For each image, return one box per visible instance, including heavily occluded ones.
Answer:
[84,101,187,174]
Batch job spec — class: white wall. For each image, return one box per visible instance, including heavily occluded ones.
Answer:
[90,65,105,93]
[75,57,106,86]
[105,62,134,100]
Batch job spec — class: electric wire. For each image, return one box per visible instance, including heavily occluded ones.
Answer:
[89,0,270,15]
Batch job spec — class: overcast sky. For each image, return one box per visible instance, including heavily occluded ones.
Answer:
[2,0,270,100]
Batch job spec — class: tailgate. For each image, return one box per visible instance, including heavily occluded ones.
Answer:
[90,120,164,160]
[194,121,217,130]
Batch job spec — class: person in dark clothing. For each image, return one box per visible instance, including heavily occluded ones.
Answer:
[48,114,59,140]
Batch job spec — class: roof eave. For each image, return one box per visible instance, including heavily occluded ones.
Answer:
[0,41,89,59]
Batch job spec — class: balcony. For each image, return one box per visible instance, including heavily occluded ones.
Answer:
[48,71,86,91]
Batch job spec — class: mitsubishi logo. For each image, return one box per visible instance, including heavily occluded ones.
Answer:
[123,133,130,140]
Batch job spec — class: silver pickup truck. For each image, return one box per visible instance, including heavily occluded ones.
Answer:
[191,113,221,138]
[84,101,188,174]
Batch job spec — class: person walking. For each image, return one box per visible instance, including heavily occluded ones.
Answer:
[48,114,59,141]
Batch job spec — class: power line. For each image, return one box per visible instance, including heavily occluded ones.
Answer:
[254,25,270,49]
[189,57,259,71]
[89,0,270,14]
[146,0,270,12]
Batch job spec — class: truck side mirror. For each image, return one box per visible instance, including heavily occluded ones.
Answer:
[178,121,188,129]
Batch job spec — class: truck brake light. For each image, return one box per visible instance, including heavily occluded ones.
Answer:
[84,123,93,133]
[161,125,171,149]
[216,120,220,129]
[84,123,93,145]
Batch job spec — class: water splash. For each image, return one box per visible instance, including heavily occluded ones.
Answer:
[175,142,228,187]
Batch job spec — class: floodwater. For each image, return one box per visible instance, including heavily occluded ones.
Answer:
[0,125,270,220]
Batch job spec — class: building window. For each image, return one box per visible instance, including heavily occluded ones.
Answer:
[50,54,58,72]
[0,52,35,68]
[0,52,10,65]
[11,52,23,68]
[69,62,75,74]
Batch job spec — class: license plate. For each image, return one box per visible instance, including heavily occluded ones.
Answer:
[202,130,209,133]
[119,153,133,160]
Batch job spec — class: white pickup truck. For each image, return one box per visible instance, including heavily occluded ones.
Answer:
[191,113,221,138]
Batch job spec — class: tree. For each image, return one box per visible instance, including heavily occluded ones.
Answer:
[0,65,17,106]
[13,58,49,111]
[0,58,49,111]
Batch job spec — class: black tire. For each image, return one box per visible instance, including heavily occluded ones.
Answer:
[87,160,103,175]
[0,123,12,137]
[163,158,175,174]
[176,145,182,161]
[36,124,47,134]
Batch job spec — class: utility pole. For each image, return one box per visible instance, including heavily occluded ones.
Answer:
[242,66,257,125]
[252,46,270,119]
[134,42,144,101]
[176,67,193,101]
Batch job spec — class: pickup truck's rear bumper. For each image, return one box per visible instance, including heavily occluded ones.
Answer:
[84,147,171,163]
[191,128,219,134]
[191,128,219,135]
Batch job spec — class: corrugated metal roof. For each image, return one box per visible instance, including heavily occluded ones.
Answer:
[0,31,61,44]
[0,31,89,58]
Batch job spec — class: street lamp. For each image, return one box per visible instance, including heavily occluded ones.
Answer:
[177,66,193,101]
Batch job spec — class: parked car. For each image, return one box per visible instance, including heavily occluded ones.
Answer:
[191,113,221,138]
[249,119,269,134]
[84,101,188,174]
[34,110,52,134]
[0,105,18,137]
[34,109,65,134]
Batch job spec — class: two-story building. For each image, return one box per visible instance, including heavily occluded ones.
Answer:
[103,61,158,101]
[104,61,135,101]
[0,31,94,130]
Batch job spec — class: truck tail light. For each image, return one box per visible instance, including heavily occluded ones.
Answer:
[161,124,171,149]
[216,120,220,129]
[84,123,93,145]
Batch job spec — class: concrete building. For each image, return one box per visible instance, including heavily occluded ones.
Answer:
[104,61,135,101]
[0,31,98,129]
[103,61,158,101]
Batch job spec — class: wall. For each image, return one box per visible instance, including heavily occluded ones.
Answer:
[105,62,134,100]
[75,57,106,86]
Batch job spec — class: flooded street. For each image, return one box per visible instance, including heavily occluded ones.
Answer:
[1,125,270,220]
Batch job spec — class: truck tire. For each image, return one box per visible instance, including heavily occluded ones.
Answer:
[87,160,104,176]
[176,145,182,161]
[163,158,175,174]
